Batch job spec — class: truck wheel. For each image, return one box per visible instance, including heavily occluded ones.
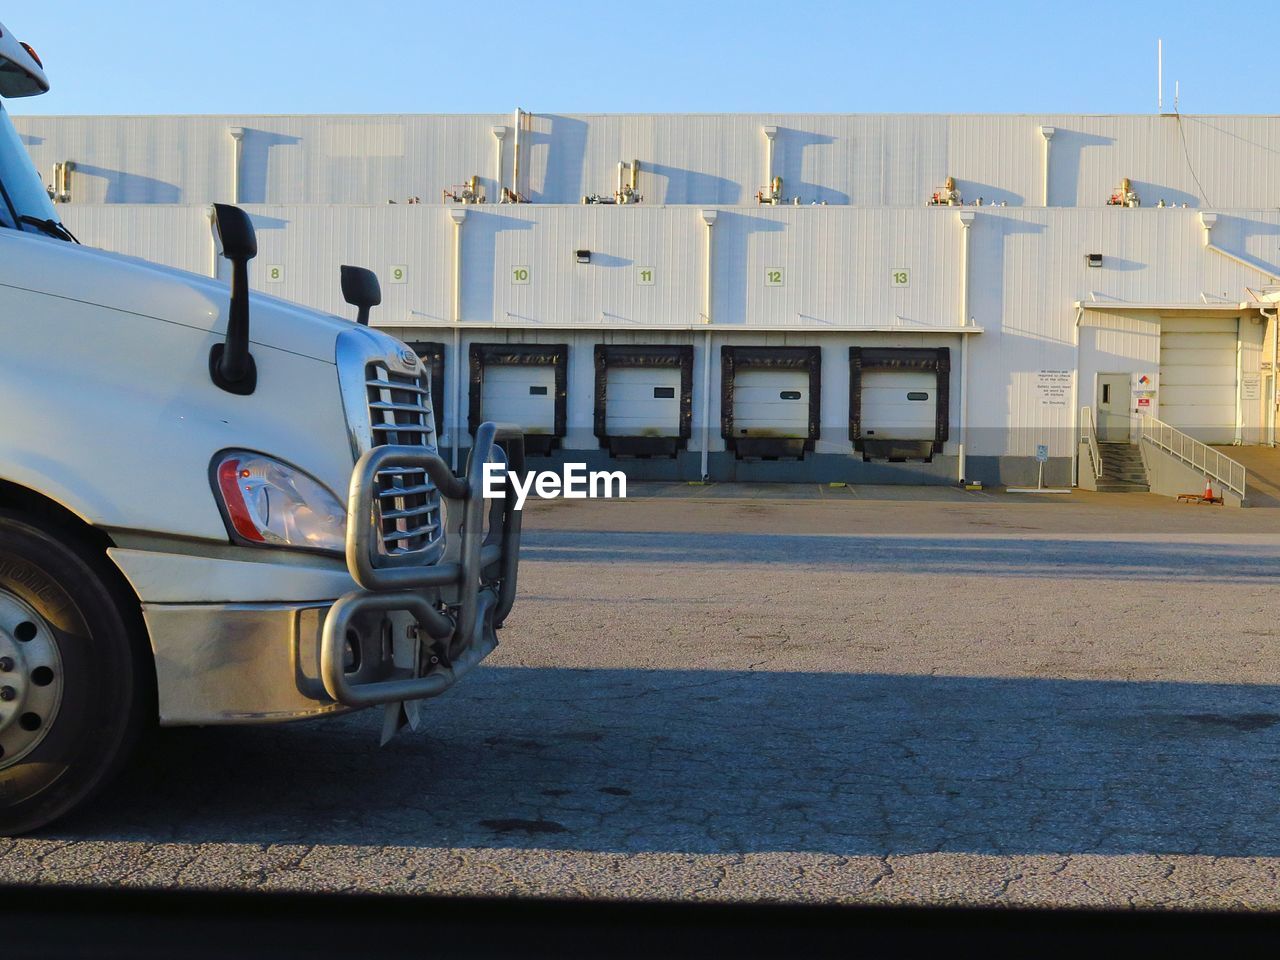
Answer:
[0,512,147,835]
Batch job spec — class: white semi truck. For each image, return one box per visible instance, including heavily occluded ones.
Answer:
[0,22,524,833]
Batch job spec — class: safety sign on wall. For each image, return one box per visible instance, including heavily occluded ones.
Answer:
[1035,370,1071,407]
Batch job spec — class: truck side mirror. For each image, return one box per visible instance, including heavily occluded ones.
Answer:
[340,265,381,326]
[209,203,258,395]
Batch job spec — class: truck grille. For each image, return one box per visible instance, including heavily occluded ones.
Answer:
[365,361,445,562]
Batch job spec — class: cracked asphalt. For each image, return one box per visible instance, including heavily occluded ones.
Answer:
[5,492,1280,907]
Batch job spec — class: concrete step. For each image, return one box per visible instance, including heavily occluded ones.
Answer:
[1096,483,1151,493]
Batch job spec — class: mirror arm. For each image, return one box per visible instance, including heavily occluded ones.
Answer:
[209,255,257,394]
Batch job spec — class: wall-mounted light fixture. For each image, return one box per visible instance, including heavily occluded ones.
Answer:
[1085,253,1103,268]
[575,249,591,264]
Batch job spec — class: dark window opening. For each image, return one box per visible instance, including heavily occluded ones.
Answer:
[780,390,802,400]
[1102,384,1111,404]
[653,386,675,399]
[529,385,548,396]
[907,391,929,401]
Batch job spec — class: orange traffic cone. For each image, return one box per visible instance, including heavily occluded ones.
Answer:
[1203,477,1214,501]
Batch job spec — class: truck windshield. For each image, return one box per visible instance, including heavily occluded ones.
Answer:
[0,101,62,236]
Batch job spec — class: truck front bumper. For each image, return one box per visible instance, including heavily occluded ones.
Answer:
[116,423,526,726]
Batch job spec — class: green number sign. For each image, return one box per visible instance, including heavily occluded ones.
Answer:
[637,267,655,286]
[266,264,283,283]
[512,266,531,285]
[765,268,784,286]
[891,268,910,287]
[389,264,407,284]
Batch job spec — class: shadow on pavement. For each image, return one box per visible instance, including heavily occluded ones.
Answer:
[54,667,1280,858]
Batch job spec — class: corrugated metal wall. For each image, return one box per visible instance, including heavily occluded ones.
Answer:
[55,203,1280,463]
[17,112,1280,209]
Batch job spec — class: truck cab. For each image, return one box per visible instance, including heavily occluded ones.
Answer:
[0,21,524,833]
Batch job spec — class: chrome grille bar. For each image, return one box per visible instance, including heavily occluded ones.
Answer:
[364,358,445,563]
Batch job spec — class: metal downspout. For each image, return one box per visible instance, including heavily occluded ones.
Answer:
[228,126,244,204]
[448,208,468,470]
[1039,125,1055,207]
[957,210,976,483]
[451,326,462,471]
[762,125,777,192]
[1270,305,1279,446]
[699,209,718,481]
[491,125,506,200]
[205,205,219,278]
[512,108,523,200]
[700,329,713,481]
[1072,304,1083,484]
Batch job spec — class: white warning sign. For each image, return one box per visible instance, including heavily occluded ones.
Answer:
[1036,370,1072,408]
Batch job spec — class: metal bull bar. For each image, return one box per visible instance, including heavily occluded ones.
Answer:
[320,422,526,708]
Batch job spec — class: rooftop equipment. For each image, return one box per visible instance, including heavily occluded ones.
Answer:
[929,176,962,206]
[757,175,784,205]
[1108,178,1140,207]
[443,175,486,204]
[48,160,73,203]
[583,160,644,204]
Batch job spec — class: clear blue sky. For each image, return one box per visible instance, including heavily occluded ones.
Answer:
[5,1,1275,116]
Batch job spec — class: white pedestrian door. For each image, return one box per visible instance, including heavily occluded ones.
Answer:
[860,370,937,440]
[1096,373,1131,441]
[605,366,682,437]
[732,368,808,437]
[1159,317,1238,444]
[480,364,556,435]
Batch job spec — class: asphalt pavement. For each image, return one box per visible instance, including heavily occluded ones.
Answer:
[4,494,1280,907]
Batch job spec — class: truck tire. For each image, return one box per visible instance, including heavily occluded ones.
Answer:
[0,511,147,835]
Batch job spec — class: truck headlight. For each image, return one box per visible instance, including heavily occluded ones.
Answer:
[211,451,346,554]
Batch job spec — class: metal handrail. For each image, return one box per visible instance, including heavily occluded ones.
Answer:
[1080,406,1103,480]
[1139,414,1247,500]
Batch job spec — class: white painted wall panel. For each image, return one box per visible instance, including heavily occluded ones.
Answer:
[49,202,1280,460]
[18,113,1280,210]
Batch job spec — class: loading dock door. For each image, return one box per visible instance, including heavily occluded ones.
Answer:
[605,366,682,437]
[480,364,557,435]
[860,370,937,441]
[1159,317,1237,444]
[732,368,809,438]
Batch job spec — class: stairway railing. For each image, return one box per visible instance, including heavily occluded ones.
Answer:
[1080,406,1103,480]
[1139,414,1247,500]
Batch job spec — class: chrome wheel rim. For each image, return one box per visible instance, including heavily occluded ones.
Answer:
[0,589,64,770]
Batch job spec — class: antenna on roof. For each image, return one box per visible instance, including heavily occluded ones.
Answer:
[1157,38,1163,113]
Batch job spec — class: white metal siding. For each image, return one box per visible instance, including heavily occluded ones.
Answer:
[861,370,937,441]
[732,369,809,437]
[1159,317,1237,444]
[605,366,681,436]
[19,112,1280,209]
[480,365,556,434]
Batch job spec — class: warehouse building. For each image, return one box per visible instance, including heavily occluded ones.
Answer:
[14,110,1280,486]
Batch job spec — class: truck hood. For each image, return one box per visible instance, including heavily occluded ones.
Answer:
[0,230,355,364]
